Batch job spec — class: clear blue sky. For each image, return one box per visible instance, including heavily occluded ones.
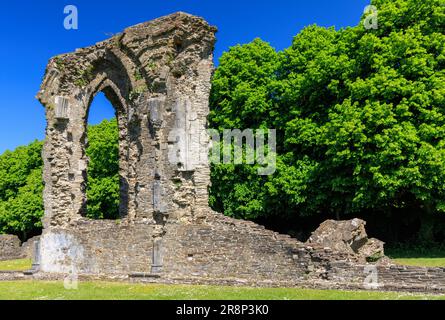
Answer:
[0,0,369,153]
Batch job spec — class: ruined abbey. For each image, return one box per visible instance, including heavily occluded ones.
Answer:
[0,13,443,293]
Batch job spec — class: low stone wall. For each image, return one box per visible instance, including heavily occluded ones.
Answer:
[39,221,155,274]
[36,212,445,294]
[0,235,41,262]
[21,236,40,260]
[0,271,26,281]
[37,213,338,278]
[162,215,307,282]
[326,263,445,293]
[376,265,445,292]
[0,235,23,261]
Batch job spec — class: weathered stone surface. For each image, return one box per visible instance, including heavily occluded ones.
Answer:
[21,236,41,259]
[358,238,385,262]
[307,219,368,253]
[307,219,385,262]
[0,235,23,261]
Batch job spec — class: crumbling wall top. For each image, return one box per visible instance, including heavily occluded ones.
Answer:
[37,12,217,106]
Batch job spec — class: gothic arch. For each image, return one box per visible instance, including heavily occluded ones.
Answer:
[37,12,216,228]
[84,82,130,219]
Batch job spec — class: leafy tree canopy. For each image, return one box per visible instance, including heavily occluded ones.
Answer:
[0,141,44,239]
[209,0,445,243]
[85,118,120,220]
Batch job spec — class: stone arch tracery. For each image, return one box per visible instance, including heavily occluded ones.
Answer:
[37,13,217,228]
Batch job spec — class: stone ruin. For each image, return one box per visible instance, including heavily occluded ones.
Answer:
[0,235,40,262]
[36,12,215,274]
[5,12,440,292]
[307,219,386,263]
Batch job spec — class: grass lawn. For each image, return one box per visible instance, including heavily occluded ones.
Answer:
[0,281,443,300]
[0,258,443,300]
[392,257,445,267]
[386,248,445,267]
[0,259,32,271]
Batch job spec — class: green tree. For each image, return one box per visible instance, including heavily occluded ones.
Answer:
[209,39,282,219]
[0,118,121,238]
[0,141,44,239]
[209,0,445,242]
[85,118,120,220]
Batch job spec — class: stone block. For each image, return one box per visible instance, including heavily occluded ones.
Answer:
[0,235,23,261]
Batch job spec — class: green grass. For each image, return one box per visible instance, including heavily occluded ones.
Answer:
[0,259,32,271]
[0,258,443,300]
[0,281,443,300]
[392,257,445,267]
[386,247,445,267]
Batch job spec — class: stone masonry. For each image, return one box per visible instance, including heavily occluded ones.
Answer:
[31,12,445,293]
[0,235,23,261]
[0,235,39,261]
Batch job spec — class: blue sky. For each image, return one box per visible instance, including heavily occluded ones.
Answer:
[0,0,369,153]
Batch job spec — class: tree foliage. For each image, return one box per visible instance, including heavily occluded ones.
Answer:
[0,141,44,239]
[209,0,445,242]
[85,119,120,220]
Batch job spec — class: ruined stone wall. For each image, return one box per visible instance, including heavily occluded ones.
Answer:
[35,213,445,293]
[0,235,41,261]
[37,12,216,274]
[326,262,445,293]
[40,221,155,274]
[161,214,307,281]
[38,212,300,276]
[37,12,215,229]
[0,235,23,261]
[19,236,40,260]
